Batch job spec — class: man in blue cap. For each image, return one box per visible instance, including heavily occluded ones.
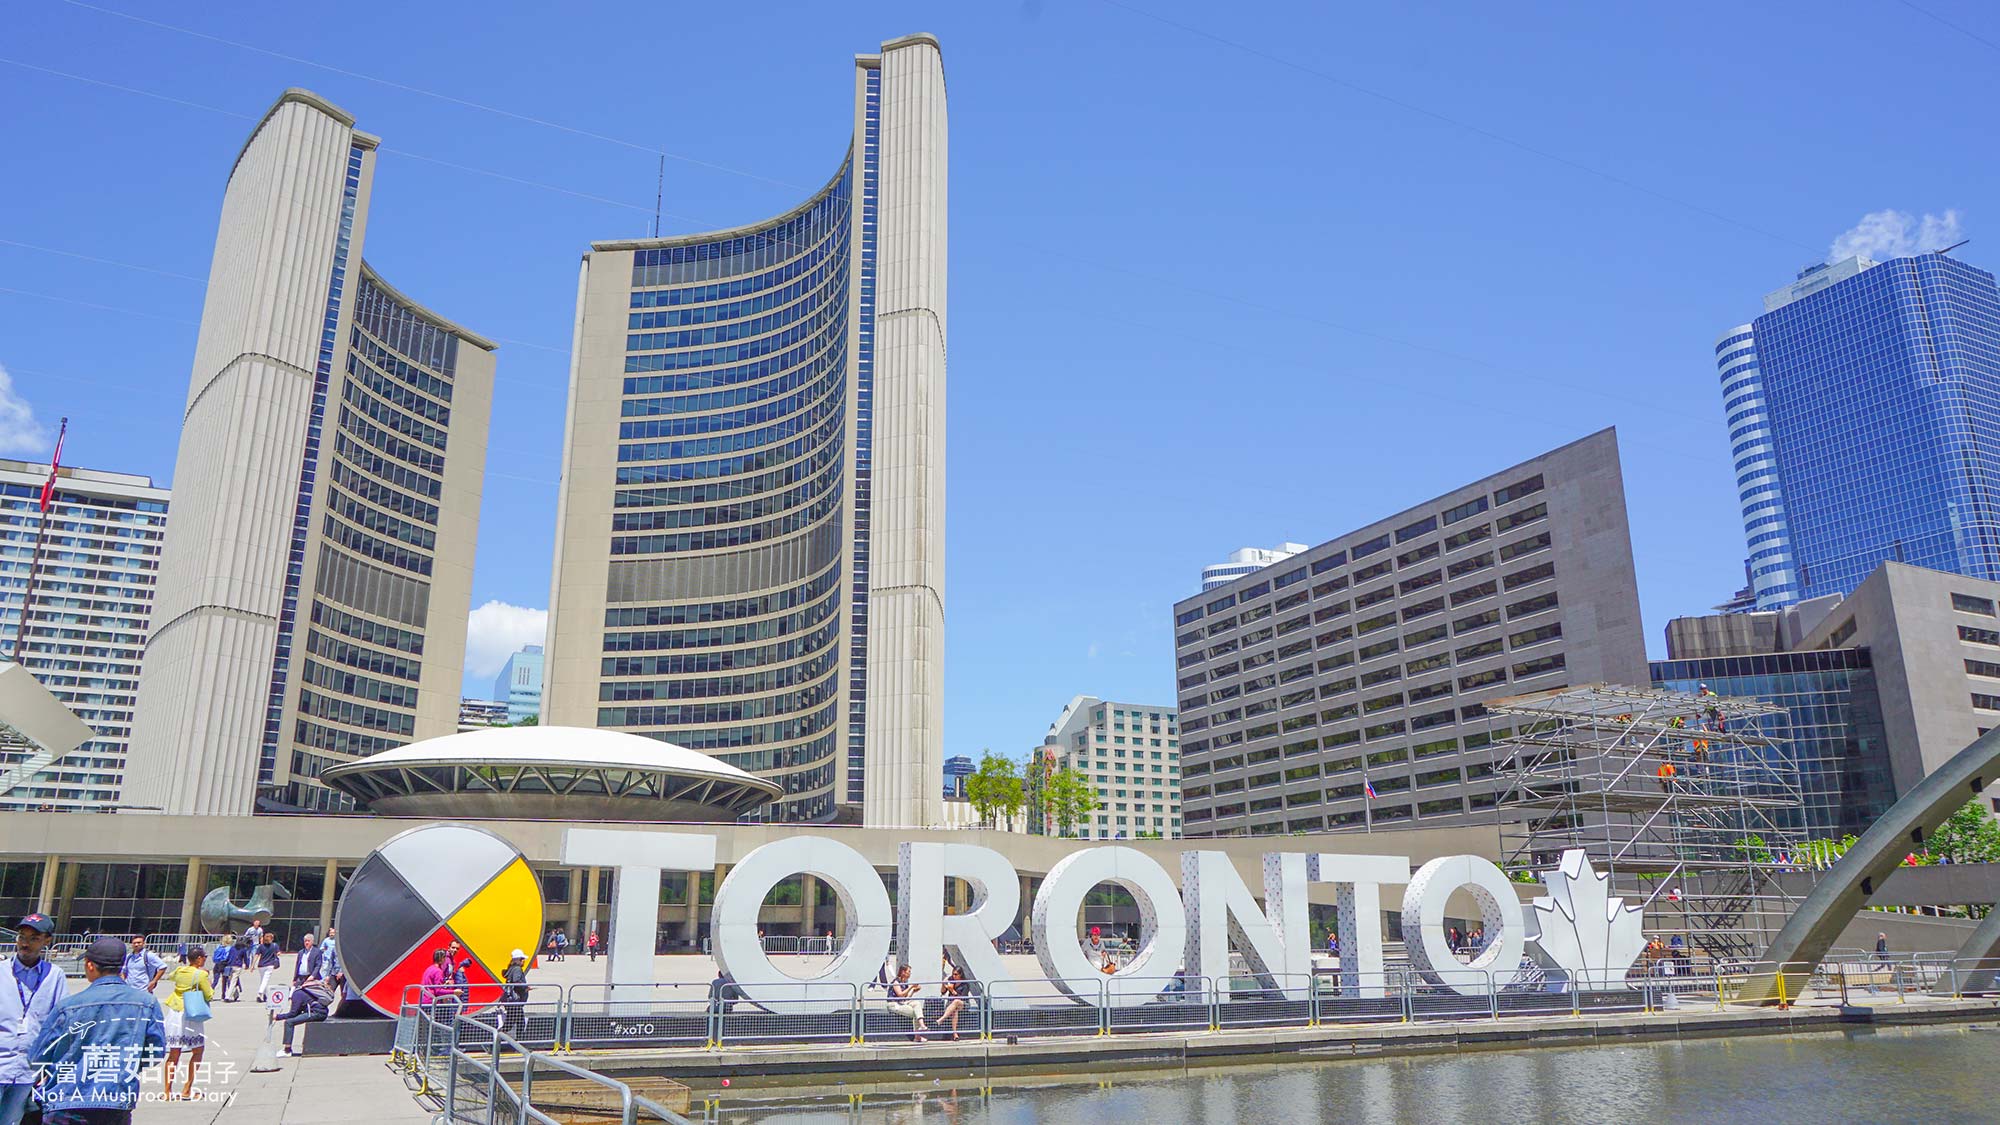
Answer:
[28,936,164,1125]
[0,914,67,1125]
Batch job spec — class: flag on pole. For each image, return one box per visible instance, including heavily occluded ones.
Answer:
[37,419,67,512]
[1364,779,1378,800]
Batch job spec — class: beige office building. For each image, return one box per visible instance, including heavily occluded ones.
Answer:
[544,36,947,825]
[1035,696,1182,839]
[124,90,494,815]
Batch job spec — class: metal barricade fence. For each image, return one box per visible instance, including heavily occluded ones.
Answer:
[1495,966,1581,1018]
[1570,969,1648,1016]
[717,980,863,1047]
[1313,971,1407,1024]
[1216,972,1316,1029]
[1407,968,1501,1020]
[455,982,568,1052]
[985,976,1104,1039]
[1943,957,2000,997]
[1715,961,1818,1008]
[858,979,980,1043]
[425,1007,694,1125]
[566,983,715,1051]
[1106,975,1215,1035]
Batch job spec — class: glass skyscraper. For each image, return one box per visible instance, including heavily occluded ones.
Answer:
[544,36,947,825]
[1719,252,2000,609]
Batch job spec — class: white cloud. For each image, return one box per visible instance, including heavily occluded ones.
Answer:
[465,600,547,678]
[0,364,50,456]
[1828,209,1964,263]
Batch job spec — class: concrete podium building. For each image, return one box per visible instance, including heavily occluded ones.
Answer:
[544,35,947,825]
[124,90,495,816]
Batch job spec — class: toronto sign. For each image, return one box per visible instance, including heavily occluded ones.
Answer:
[339,825,1645,1016]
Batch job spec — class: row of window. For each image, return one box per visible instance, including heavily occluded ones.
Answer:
[609,489,838,555]
[1176,475,1548,627]
[602,588,840,652]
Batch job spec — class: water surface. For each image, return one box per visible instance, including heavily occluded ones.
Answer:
[705,1024,1998,1123]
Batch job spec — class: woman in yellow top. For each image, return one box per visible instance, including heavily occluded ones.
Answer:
[163,946,217,1101]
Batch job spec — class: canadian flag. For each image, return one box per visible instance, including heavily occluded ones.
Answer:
[37,419,66,512]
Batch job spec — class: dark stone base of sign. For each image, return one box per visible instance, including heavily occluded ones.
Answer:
[299,1017,398,1056]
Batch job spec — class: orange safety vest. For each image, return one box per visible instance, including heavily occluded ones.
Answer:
[1657,762,1677,780]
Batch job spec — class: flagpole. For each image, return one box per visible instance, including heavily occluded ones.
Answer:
[11,418,65,665]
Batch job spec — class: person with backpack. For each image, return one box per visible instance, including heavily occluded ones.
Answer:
[209,938,236,1005]
[275,976,334,1058]
[499,951,530,1033]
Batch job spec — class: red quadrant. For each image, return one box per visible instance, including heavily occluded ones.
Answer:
[361,922,503,1014]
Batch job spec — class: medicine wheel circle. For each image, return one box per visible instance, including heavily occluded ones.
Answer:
[334,823,545,1017]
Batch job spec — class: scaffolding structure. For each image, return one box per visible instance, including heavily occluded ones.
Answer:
[1488,683,1806,962]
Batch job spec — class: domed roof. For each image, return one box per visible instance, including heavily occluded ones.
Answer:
[321,725,782,821]
[353,725,769,784]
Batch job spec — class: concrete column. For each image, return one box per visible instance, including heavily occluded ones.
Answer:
[55,862,79,928]
[35,856,59,915]
[565,865,584,936]
[680,871,701,947]
[1017,874,1034,936]
[318,858,338,935]
[176,858,203,935]
[583,866,602,940]
[801,874,818,937]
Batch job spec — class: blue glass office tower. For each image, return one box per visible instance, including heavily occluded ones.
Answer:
[1719,252,2000,609]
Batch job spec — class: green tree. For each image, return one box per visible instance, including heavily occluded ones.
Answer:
[964,751,1023,829]
[1926,798,2000,865]
[511,714,539,727]
[1046,767,1101,838]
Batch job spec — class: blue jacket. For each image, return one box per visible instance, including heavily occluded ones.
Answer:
[28,975,166,1112]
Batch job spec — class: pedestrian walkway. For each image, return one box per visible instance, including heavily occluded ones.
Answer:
[108,979,428,1125]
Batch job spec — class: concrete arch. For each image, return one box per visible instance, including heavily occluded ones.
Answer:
[1746,729,2000,1002]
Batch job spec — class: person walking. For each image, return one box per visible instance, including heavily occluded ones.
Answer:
[418,949,451,1008]
[160,948,215,1101]
[886,965,928,1042]
[255,932,281,1002]
[585,928,599,963]
[291,933,320,988]
[319,928,341,989]
[544,929,559,964]
[0,913,65,1125]
[553,930,568,963]
[227,934,252,1002]
[208,939,234,1004]
[275,977,334,1058]
[120,936,165,996]
[499,951,529,1034]
[29,937,166,1125]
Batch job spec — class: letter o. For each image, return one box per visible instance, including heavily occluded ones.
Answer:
[1400,855,1525,996]
[1031,846,1185,1006]
[712,836,891,1014]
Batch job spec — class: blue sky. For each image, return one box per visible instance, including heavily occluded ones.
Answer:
[3,1,1994,763]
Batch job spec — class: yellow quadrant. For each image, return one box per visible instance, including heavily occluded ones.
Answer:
[445,857,544,977]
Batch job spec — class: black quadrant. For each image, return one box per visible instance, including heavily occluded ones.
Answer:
[335,852,444,990]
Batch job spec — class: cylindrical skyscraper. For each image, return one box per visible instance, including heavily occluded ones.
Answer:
[544,35,946,824]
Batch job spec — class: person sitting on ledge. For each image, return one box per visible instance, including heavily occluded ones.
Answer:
[276,976,334,1059]
[885,964,928,1042]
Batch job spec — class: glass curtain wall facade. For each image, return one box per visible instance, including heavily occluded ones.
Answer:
[125,90,494,816]
[1650,650,1894,838]
[0,462,168,811]
[1727,253,2000,607]
[544,36,947,825]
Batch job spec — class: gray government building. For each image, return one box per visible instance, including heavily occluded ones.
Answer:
[1174,428,1648,837]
